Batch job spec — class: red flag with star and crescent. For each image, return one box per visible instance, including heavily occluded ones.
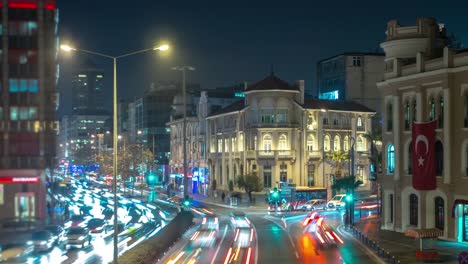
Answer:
[412,120,437,190]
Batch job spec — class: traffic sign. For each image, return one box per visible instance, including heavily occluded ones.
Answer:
[458,251,468,264]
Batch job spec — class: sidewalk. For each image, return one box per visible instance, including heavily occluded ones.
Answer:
[191,193,267,211]
[352,220,467,263]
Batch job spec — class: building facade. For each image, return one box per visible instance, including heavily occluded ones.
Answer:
[317,52,385,129]
[378,17,468,241]
[169,74,376,198]
[71,58,105,115]
[0,0,59,221]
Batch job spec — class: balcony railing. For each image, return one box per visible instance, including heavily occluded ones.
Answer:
[307,151,322,159]
[323,124,352,130]
[245,150,296,159]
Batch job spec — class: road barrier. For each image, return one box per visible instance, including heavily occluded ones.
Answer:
[349,226,400,263]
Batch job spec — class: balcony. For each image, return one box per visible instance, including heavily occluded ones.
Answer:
[323,124,352,130]
[246,122,300,129]
[257,150,296,159]
[307,151,322,159]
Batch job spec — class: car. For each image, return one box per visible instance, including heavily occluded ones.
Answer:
[31,230,55,252]
[66,214,92,228]
[230,212,250,228]
[304,215,343,248]
[299,199,327,211]
[0,243,34,262]
[189,229,217,248]
[201,215,219,231]
[326,194,346,210]
[45,225,66,245]
[65,227,92,248]
[233,227,255,248]
[302,212,321,227]
[87,218,106,233]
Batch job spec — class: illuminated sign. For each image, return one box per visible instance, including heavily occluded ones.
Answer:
[0,177,40,184]
[235,92,245,98]
[319,90,339,100]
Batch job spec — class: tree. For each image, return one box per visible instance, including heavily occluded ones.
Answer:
[326,151,349,178]
[237,173,262,203]
[331,175,363,194]
[364,131,383,174]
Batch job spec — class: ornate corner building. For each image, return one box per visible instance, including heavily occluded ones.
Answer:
[169,74,376,197]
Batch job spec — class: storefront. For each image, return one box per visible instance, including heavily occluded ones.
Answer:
[0,170,46,221]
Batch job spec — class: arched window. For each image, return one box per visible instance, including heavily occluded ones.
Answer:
[356,136,365,151]
[307,134,314,152]
[404,100,411,130]
[435,140,443,176]
[438,95,444,128]
[409,194,418,226]
[333,135,340,151]
[429,97,436,121]
[435,197,444,230]
[279,134,287,151]
[343,136,349,152]
[412,99,417,123]
[408,141,412,175]
[263,134,272,152]
[387,103,393,131]
[324,135,330,152]
[239,134,244,151]
[357,116,363,129]
[387,144,395,174]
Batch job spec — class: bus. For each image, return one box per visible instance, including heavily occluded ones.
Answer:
[268,186,327,211]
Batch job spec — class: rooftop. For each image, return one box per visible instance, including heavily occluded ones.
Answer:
[302,98,376,113]
[208,100,245,117]
[245,74,299,92]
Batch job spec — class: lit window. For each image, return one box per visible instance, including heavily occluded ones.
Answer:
[324,135,330,152]
[357,116,363,127]
[19,107,28,120]
[263,134,272,152]
[356,136,365,151]
[29,107,37,119]
[10,107,18,120]
[333,135,340,151]
[387,144,395,174]
[307,134,314,152]
[343,136,349,151]
[276,109,288,123]
[319,90,339,100]
[279,134,287,151]
[9,79,19,92]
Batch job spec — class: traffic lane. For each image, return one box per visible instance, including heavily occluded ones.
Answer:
[287,211,379,264]
[249,215,298,264]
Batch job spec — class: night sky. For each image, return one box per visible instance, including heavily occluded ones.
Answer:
[57,0,468,117]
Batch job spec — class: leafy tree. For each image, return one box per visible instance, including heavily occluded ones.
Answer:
[331,175,363,194]
[237,173,262,203]
[326,151,349,177]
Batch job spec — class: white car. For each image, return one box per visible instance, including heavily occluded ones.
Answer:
[299,199,327,211]
[326,194,346,210]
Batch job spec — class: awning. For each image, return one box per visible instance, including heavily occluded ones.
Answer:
[452,199,468,218]
[405,228,443,239]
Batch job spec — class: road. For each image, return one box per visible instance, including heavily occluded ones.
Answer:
[159,202,382,264]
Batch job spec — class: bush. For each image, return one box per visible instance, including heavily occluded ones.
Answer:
[119,211,194,264]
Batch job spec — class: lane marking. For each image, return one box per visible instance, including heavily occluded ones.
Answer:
[251,218,259,264]
[211,224,229,264]
[264,215,300,261]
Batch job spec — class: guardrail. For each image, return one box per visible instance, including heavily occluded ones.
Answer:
[349,226,401,264]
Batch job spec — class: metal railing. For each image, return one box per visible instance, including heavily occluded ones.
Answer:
[349,226,401,263]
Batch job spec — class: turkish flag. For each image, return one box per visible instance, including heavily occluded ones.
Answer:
[412,120,437,190]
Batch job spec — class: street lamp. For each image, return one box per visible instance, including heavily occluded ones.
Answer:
[172,66,195,198]
[61,42,169,264]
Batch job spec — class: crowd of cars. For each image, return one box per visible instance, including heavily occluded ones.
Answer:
[0,176,165,262]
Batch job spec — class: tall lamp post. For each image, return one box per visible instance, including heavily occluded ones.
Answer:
[172,66,195,198]
[61,43,169,264]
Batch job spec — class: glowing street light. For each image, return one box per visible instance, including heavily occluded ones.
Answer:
[154,44,169,51]
[60,44,76,51]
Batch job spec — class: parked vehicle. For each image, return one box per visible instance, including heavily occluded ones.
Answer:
[31,230,55,252]
[326,194,346,210]
[64,227,92,248]
[299,199,327,211]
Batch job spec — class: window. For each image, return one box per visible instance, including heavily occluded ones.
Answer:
[225,138,229,153]
[324,135,331,152]
[280,163,287,183]
[232,137,236,152]
[343,136,349,151]
[8,79,38,93]
[263,134,272,152]
[333,115,339,126]
[352,56,361,67]
[254,136,257,150]
[409,194,418,226]
[226,165,229,183]
[217,138,222,152]
[356,165,364,185]
[389,194,394,223]
[239,134,244,151]
[435,140,443,176]
[260,109,275,124]
[404,101,411,130]
[438,95,444,128]
[408,141,412,175]
[465,94,468,127]
[0,107,3,119]
[276,109,288,123]
[356,136,365,151]
[357,116,363,128]
[278,134,287,151]
[307,134,314,152]
[323,117,329,125]
[435,197,444,231]
[263,165,272,188]
[219,165,223,185]
[8,21,38,36]
[333,135,340,151]
[387,144,395,174]
[412,99,417,123]
[429,97,436,121]
[10,107,18,120]
[387,103,393,131]
[307,164,315,187]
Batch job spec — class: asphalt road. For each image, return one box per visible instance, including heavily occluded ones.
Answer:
[159,202,382,264]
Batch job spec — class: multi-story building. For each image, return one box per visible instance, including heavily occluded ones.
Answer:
[0,0,59,221]
[378,17,468,241]
[169,74,376,198]
[167,85,245,194]
[71,58,105,115]
[317,52,385,130]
